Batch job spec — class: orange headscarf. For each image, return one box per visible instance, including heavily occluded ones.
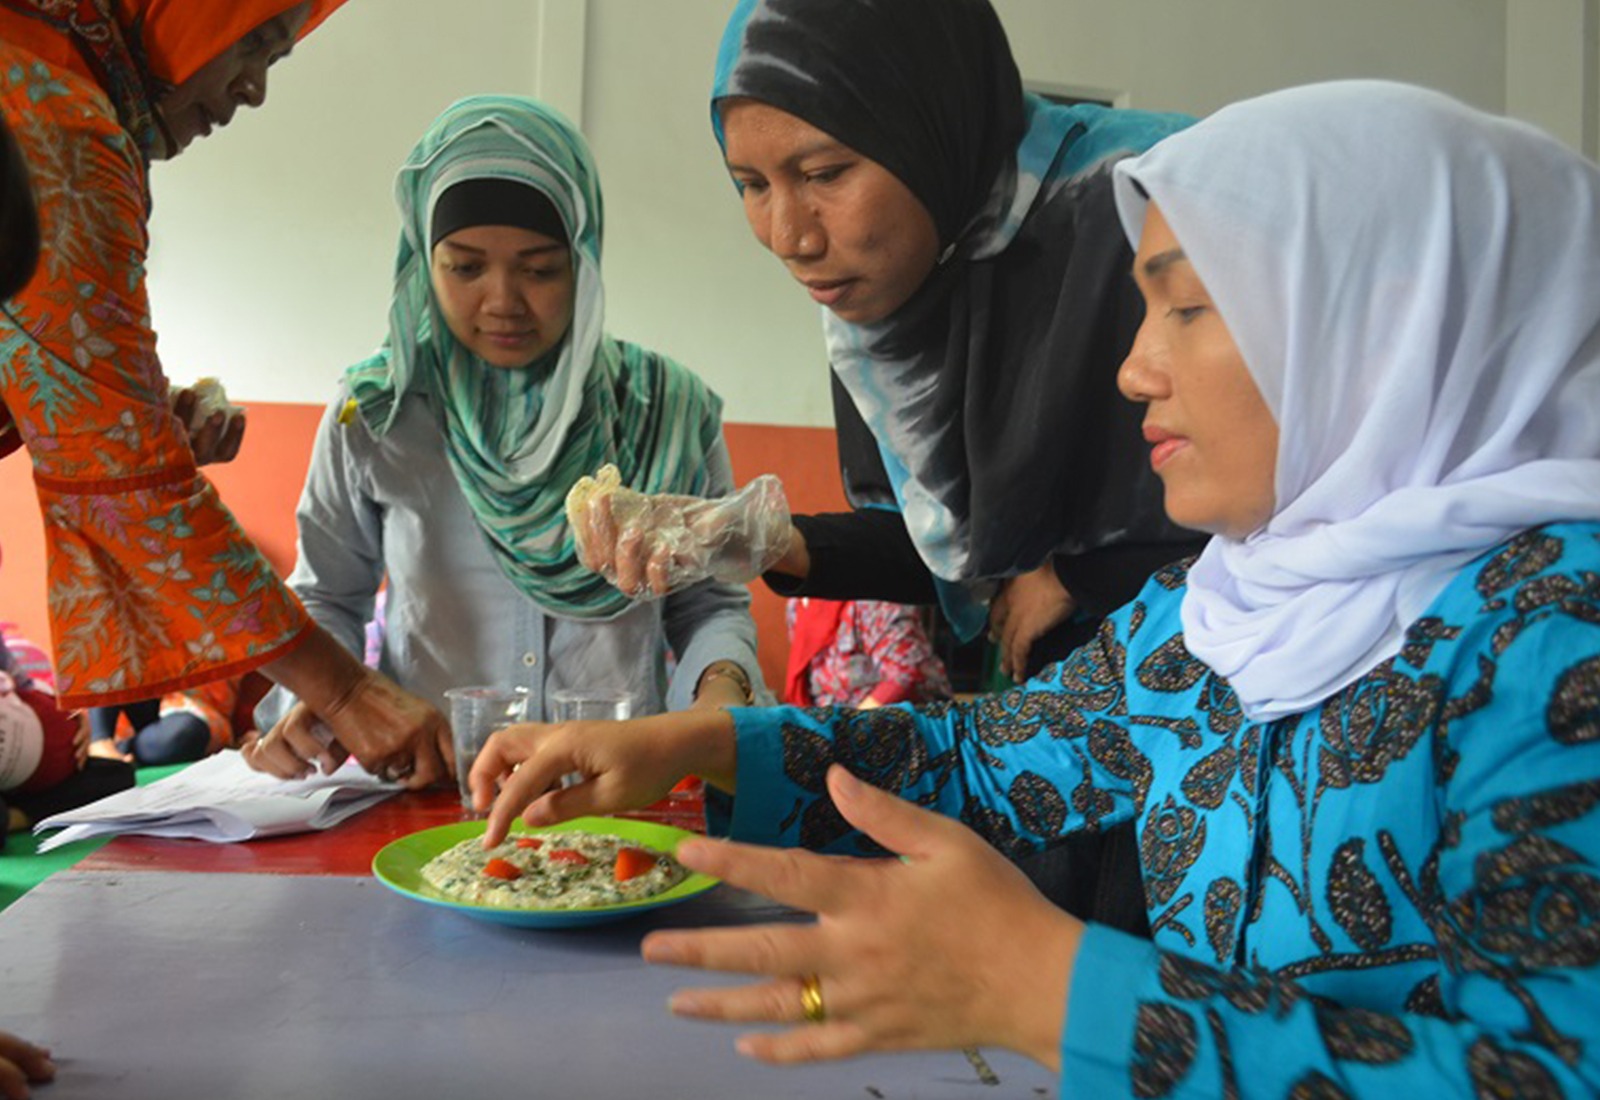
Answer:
[0,1,347,155]
[118,0,347,86]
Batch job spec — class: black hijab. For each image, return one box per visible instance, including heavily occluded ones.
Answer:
[713,0,1197,595]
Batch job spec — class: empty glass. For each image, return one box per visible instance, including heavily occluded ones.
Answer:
[444,685,530,810]
[548,689,633,724]
[548,689,633,787]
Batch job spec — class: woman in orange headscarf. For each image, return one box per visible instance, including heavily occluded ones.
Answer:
[0,1,449,788]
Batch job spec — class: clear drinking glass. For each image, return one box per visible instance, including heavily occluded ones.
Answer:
[548,689,633,787]
[443,685,530,810]
[547,689,633,723]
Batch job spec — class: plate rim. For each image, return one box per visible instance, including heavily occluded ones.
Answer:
[371,815,718,925]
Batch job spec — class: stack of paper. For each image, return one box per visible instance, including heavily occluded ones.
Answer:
[33,749,402,851]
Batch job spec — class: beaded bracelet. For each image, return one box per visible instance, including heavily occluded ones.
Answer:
[696,664,754,705]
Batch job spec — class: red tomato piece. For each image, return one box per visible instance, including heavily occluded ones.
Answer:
[514,837,544,849]
[614,847,658,882]
[483,858,523,881]
[548,848,589,866]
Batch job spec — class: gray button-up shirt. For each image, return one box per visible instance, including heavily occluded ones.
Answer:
[257,386,768,731]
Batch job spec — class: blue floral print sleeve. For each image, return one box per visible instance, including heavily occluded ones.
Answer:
[722,523,1600,1098]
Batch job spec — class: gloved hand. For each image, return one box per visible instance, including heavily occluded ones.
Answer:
[169,377,247,465]
[566,464,793,597]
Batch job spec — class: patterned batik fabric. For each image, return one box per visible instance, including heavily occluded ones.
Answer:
[0,52,309,707]
[720,522,1600,1098]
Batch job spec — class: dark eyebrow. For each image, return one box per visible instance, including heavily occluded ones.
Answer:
[1141,248,1188,279]
[725,137,849,175]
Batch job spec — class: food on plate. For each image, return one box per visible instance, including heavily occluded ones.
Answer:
[421,828,689,908]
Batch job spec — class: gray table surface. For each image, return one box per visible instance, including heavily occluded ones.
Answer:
[0,870,1058,1098]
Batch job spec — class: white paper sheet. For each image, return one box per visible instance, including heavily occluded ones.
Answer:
[32,749,402,851]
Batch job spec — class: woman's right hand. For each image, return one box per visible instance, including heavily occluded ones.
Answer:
[253,627,450,789]
[566,465,795,597]
[0,1030,53,1100]
[472,709,737,846]
[170,382,246,466]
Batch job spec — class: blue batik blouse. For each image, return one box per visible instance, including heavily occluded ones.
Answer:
[718,522,1600,1098]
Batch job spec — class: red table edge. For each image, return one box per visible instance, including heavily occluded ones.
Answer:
[70,786,706,877]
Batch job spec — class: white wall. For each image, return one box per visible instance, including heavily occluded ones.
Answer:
[994,0,1505,115]
[145,0,552,409]
[1506,0,1599,156]
[145,0,1574,429]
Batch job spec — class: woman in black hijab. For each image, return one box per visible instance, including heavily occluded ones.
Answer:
[571,0,1207,934]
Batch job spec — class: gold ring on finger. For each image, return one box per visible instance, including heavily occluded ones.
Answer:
[799,973,826,1024]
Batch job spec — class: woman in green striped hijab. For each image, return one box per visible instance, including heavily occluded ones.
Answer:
[259,96,766,735]
[351,94,724,619]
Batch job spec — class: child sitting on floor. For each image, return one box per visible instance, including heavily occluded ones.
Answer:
[1,632,133,842]
[87,675,246,767]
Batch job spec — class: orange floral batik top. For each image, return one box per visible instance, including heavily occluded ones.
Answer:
[0,49,311,707]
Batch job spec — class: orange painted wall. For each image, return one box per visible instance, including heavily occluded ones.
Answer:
[723,420,850,693]
[0,402,845,696]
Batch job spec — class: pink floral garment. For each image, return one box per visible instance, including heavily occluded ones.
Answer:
[785,598,951,708]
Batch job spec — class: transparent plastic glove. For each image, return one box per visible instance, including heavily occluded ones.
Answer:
[566,464,792,598]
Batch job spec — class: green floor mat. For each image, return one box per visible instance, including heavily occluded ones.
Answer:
[0,763,189,912]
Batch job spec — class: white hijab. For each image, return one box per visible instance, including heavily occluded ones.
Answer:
[1112,81,1600,721]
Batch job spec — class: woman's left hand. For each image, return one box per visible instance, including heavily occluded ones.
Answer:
[246,703,346,780]
[641,766,1081,1070]
[988,563,1076,681]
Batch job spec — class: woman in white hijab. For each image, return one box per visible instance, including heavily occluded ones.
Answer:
[471,82,1600,1096]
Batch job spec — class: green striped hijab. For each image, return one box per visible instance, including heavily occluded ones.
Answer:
[345,95,723,619]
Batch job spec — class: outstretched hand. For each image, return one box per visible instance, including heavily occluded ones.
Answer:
[473,709,738,847]
[640,766,1081,1070]
[566,464,793,598]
